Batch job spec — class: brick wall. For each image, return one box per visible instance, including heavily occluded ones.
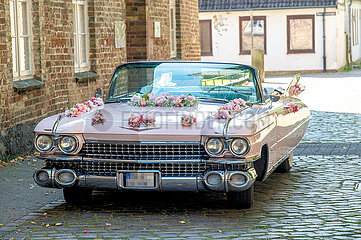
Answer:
[126,0,147,61]
[0,0,11,132]
[176,0,201,60]
[146,0,171,60]
[0,0,201,157]
[126,0,200,61]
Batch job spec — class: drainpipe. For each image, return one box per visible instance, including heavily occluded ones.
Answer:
[322,7,327,72]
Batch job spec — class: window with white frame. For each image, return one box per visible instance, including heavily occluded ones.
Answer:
[169,0,177,58]
[10,0,33,79]
[73,0,89,72]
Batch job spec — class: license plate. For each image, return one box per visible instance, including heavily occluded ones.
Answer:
[125,172,155,188]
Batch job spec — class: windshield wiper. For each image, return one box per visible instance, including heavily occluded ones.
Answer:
[197,97,229,103]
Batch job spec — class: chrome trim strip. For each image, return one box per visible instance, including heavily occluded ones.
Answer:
[205,155,261,164]
[52,114,64,134]
[275,115,312,146]
[38,154,258,165]
[82,157,203,164]
[37,155,83,161]
[140,141,200,145]
[34,168,257,192]
[86,140,200,145]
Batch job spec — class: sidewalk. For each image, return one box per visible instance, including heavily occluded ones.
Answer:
[264,69,361,114]
[0,158,61,226]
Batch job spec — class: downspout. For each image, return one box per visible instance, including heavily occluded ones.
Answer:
[322,8,327,72]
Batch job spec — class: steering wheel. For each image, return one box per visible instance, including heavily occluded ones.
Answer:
[207,86,240,94]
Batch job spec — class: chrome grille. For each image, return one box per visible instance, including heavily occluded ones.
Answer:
[45,160,246,177]
[79,142,208,160]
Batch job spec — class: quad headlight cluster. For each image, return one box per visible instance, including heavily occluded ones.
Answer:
[35,135,79,154]
[205,137,250,157]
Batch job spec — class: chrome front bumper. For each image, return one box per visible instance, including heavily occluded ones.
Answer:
[34,168,257,192]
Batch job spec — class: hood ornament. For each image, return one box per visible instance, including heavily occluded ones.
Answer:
[119,125,161,132]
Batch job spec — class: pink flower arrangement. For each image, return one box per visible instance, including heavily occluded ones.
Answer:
[129,93,198,107]
[181,114,197,126]
[92,110,106,125]
[64,97,104,117]
[214,98,247,120]
[283,102,299,113]
[289,84,305,96]
[128,113,155,128]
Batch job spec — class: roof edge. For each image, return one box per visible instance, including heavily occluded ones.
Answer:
[199,5,338,12]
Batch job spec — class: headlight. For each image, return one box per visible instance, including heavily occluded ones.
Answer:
[230,138,249,156]
[205,138,224,156]
[59,136,78,154]
[35,135,53,152]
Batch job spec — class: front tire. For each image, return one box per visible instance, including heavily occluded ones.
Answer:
[227,184,254,209]
[276,152,293,173]
[63,188,92,205]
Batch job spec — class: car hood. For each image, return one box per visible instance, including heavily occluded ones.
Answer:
[35,102,267,142]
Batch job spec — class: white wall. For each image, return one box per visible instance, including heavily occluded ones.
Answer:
[199,8,343,72]
[351,3,361,62]
[336,5,346,70]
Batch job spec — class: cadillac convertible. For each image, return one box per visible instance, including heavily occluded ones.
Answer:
[33,62,310,208]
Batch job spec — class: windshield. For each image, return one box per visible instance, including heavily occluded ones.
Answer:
[106,62,261,103]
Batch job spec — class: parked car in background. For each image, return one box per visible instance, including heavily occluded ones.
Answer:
[33,62,310,208]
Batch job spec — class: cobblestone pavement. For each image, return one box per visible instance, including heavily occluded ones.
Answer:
[301,111,361,144]
[0,109,360,239]
[1,155,361,239]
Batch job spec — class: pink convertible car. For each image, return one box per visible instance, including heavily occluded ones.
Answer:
[33,62,310,208]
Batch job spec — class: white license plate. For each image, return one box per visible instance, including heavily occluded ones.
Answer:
[125,172,155,188]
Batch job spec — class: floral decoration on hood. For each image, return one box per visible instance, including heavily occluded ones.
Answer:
[283,102,299,113]
[289,84,305,96]
[92,110,106,125]
[214,98,247,120]
[181,114,197,126]
[64,97,104,117]
[128,113,155,128]
[129,93,198,107]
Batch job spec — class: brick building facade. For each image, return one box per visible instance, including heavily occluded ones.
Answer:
[0,0,201,157]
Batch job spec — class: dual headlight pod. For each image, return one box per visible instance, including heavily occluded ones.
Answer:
[35,135,53,152]
[205,137,250,157]
[35,135,79,154]
[58,136,78,154]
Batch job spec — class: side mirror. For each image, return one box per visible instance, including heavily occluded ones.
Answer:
[270,90,281,102]
[94,88,103,98]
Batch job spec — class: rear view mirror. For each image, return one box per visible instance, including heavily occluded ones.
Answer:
[270,90,281,102]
